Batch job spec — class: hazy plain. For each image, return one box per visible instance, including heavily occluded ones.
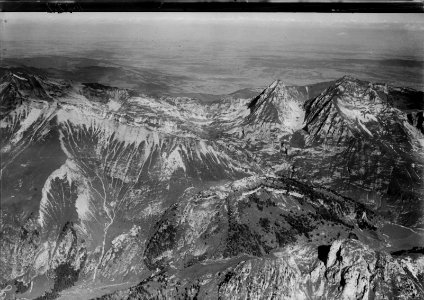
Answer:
[1,13,423,95]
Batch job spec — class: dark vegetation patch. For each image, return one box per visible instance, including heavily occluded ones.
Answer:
[259,218,271,233]
[35,222,86,300]
[248,192,276,211]
[357,219,377,231]
[14,279,31,294]
[225,196,264,257]
[119,270,203,300]
[181,281,201,300]
[224,223,263,257]
[348,232,359,240]
[144,206,179,270]
[275,230,296,247]
[354,204,377,230]
[226,177,378,254]
[391,273,421,300]
[316,207,353,229]
[35,262,82,300]
[100,271,169,300]
[53,263,80,293]
[284,214,315,238]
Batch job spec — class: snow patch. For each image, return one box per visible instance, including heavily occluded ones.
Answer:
[12,73,28,81]
[38,159,81,227]
[162,145,186,178]
[288,191,304,198]
[107,100,122,111]
[141,201,163,217]
[75,184,92,221]
[10,108,43,144]
[336,98,378,136]
[281,99,305,132]
[111,232,130,249]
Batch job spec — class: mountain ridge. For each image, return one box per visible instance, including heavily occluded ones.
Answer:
[1,69,423,299]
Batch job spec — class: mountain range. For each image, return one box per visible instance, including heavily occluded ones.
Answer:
[0,68,423,299]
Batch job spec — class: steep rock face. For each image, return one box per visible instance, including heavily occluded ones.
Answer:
[0,71,70,118]
[46,107,252,283]
[0,71,256,299]
[247,80,304,128]
[0,101,59,171]
[0,213,40,285]
[226,80,305,144]
[302,76,423,150]
[0,214,86,299]
[288,76,424,228]
[407,111,424,134]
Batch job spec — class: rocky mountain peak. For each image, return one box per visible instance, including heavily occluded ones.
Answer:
[0,70,70,116]
[1,71,45,117]
[243,79,305,135]
[1,70,51,98]
[302,75,416,146]
[247,79,286,113]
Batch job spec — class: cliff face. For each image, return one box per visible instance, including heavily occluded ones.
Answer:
[0,69,423,299]
[288,76,424,228]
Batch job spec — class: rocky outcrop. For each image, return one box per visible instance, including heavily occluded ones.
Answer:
[101,239,424,300]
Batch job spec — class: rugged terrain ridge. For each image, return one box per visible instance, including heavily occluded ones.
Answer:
[0,69,423,299]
